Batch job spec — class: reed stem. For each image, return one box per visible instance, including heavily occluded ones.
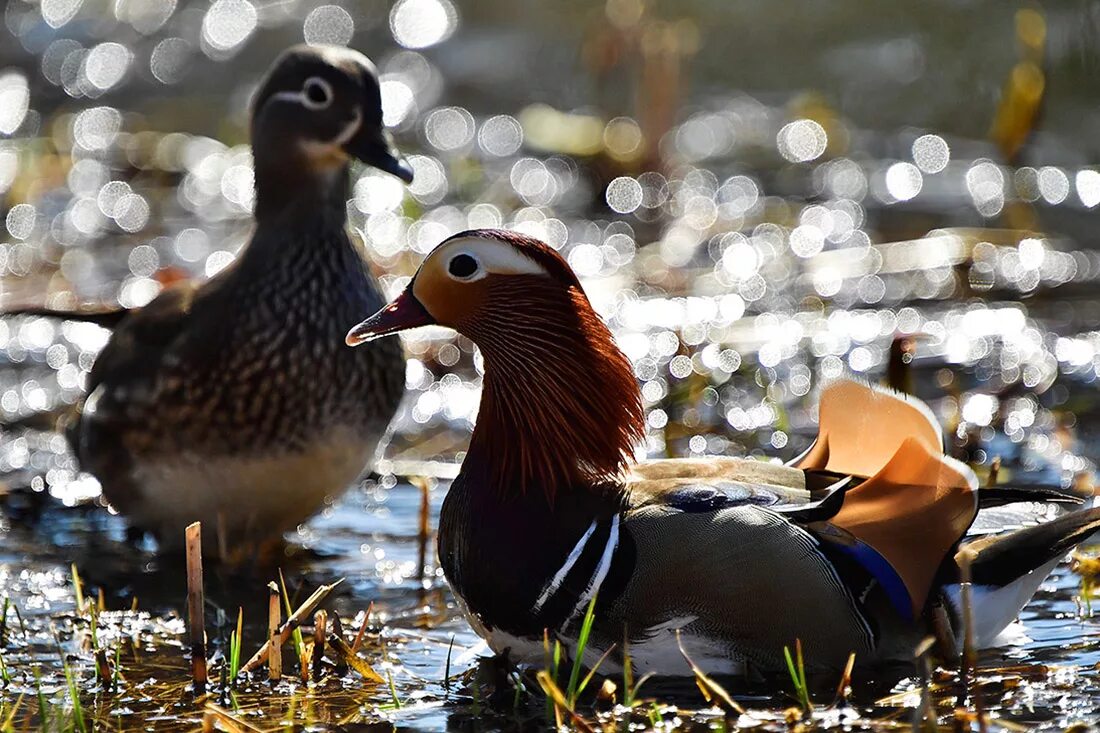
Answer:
[185,522,207,692]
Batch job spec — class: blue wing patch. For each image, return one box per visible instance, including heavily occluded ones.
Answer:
[663,483,782,512]
[834,541,914,623]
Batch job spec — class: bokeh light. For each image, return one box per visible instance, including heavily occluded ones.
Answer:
[0,72,29,135]
[201,0,258,55]
[911,134,949,174]
[304,5,355,46]
[777,119,827,163]
[390,0,458,49]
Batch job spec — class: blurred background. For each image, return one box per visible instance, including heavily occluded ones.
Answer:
[2,0,1100,490]
[2,0,1100,728]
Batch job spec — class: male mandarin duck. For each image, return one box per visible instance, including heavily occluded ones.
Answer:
[346,229,1099,675]
[4,45,412,555]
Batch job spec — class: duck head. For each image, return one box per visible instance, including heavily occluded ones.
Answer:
[348,229,645,499]
[251,45,412,215]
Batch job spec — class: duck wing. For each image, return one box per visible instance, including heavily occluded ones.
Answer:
[69,280,215,510]
[626,457,811,509]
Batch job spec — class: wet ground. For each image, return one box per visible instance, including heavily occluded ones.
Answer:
[2,0,1100,729]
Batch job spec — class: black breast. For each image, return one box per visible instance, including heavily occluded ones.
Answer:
[438,471,630,638]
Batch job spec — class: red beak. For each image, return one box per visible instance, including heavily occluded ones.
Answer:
[346,289,435,346]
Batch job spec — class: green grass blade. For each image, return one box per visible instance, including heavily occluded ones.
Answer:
[566,594,598,705]
[783,646,800,695]
[278,570,307,671]
[576,644,616,700]
[229,607,243,682]
[796,639,810,710]
[60,648,87,733]
[386,669,401,708]
[33,667,48,729]
[70,564,84,615]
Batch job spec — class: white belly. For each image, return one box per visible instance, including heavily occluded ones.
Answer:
[125,427,379,552]
[478,614,745,678]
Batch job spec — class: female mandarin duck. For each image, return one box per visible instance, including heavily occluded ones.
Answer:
[347,229,1099,675]
[5,46,412,555]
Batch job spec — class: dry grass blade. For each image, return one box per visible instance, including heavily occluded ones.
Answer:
[351,603,373,655]
[240,579,343,674]
[832,652,856,706]
[328,635,384,683]
[204,704,266,733]
[535,670,596,733]
[675,630,744,714]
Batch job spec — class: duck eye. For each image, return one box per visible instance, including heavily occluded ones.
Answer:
[301,77,333,110]
[448,253,479,280]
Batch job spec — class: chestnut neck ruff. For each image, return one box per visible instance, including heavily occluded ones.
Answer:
[461,275,645,502]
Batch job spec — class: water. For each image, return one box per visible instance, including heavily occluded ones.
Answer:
[2,0,1100,729]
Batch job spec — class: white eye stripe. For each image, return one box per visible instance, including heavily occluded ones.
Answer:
[436,236,547,277]
[268,77,334,110]
[270,89,308,105]
[331,107,362,145]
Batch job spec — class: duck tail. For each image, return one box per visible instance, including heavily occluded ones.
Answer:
[945,506,1100,647]
[3,305,130,328]
[976,484,1086,509]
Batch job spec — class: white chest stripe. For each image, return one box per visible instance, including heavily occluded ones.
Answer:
[529,515,621,627]
[531,520,598,615]
[565,514,620,625]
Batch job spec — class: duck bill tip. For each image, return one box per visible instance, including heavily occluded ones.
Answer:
[345,290,434,347]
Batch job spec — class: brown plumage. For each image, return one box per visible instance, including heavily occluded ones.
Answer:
[4,45,412,555]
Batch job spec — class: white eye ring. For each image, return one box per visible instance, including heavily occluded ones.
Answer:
[446,252,483,281]
[301,77,333,110]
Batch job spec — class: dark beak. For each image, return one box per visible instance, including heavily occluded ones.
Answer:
[345,126,414,183]
[346,288,435,346]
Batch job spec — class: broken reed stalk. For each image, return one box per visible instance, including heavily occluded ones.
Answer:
[267,582,281,682]
[912,636,937,732]
[957,548,987,732]
[415,478,431,592]
[239,579,343,674]
[185,522,207,692]
[311,610,327,681]
[832,651,856,706]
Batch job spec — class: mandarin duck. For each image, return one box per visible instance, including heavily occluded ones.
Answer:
[4,45,412,555]
[346,228,1099,676]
